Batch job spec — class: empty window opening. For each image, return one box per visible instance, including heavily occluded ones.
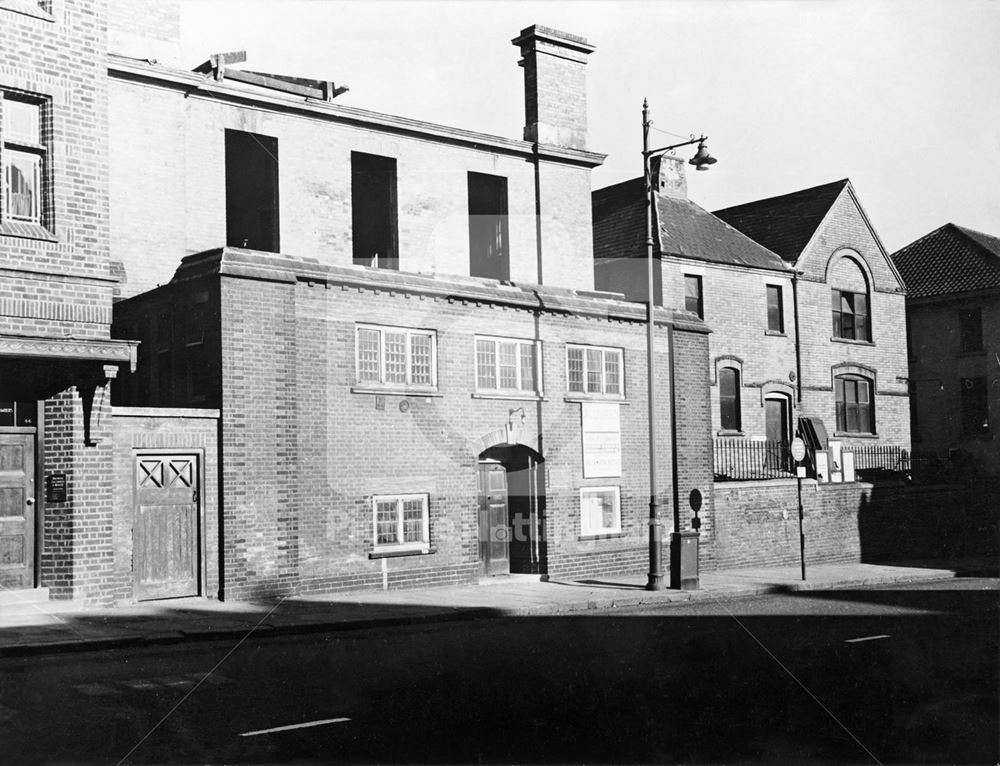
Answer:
[352,152,398,269]
[468,172,509,281]
[225,129,279,252]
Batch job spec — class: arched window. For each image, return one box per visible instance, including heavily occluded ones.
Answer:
[719,367,741,431]
[830,255,871,342]
[835,374,874,433]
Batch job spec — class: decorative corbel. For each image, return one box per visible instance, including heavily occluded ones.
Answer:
[79,364,119,447]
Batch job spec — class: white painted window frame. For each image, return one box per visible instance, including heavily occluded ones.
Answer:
[579,485,622,536]
[354,323,437,391]
[372,493,430,553]
[473,335,542,395]
[565,344,624,399]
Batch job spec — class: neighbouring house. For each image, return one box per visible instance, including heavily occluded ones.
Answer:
[106,4,715,601]
[891,223,1000,476]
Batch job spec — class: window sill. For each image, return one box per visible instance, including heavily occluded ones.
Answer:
[351,386,442,397]
[579,531,625,541]
[830,337,875,347]
[564,395,628,404]
[832,431,879,439]
[716,429,745,437]
[369,546,436,560]
[0,221,57,241]
[764,330,787,337]
[471,392,546,402]
[0,0,54,21]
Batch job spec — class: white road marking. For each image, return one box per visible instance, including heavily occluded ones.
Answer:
[844,634,891,643]
[239,718,351,737]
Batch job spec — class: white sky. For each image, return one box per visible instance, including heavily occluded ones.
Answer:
[178,0,1000,252]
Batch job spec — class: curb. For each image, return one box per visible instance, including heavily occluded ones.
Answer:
[0,568,968,659]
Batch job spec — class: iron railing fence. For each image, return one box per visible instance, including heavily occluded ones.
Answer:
[714,439,793,482]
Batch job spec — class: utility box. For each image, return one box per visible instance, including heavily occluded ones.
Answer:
[670,530,700,590]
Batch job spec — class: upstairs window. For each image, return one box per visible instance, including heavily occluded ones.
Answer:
[766,284,784,333]
[566,345,623,398]
[476,336,540,395]
[225,129,279,252]
[356,324,437,390]
[835,375,874,434]
[2,95,46,226]
[352,152,398,269]
[830,255,871,342]
[684,274,703,319]
[959,308,983,352]
[960,377,989,435]
[719,367,741,431]
[468,172,509,281]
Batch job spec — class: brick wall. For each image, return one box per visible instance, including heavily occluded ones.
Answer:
[106,0,181,65]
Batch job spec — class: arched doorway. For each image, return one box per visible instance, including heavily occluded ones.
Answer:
[764,393,792,472]
[477,444,545,576]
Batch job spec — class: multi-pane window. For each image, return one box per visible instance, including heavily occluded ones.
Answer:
[2,96,46,225]
[766,284,784,333]
[832,289,870,341]
[566,345,623,398]
[835,375,874,433]
[373,494,430,552]
[356,325,436,388]
[960,377,989,435]
[476,337,539,394]
[719,367,741,431]
[959,308,983,353]
[580,486,622,536]
[684,274,703,319]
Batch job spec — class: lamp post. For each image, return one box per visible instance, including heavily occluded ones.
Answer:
[642,98,716,591]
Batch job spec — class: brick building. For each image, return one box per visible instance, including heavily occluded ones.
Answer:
[106,7,715,600]
[892,224,1000,476]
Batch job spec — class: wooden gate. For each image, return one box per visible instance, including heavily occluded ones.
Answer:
[134,453,200,601]
[0,434,35,589]
[477,462,509,576]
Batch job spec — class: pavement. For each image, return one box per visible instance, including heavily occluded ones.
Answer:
[0,558,994,658]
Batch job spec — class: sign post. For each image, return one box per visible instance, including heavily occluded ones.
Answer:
[790,437,807,581]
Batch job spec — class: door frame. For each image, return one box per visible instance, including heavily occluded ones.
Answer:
[0,430,37,589]
[764,393,793,471]
[132,448,207,600]
[477,459,510,576]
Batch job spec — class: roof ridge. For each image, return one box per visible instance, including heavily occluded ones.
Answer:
[713,178,849,216]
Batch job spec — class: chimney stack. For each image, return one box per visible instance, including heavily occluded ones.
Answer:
[512,25,595,150]
[649,154,688,200]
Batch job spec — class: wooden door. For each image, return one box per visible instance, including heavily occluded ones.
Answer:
[765,398,790,471]
[135,454,199,601]
[0,434,34,589]
[477,462,509,576]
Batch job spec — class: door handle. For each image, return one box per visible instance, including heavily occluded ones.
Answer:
[25,497,35,506]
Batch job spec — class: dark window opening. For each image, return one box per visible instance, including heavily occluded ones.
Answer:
[835,375,874,433]
[468,172,509,281]
[684,274,703,319]
[225,129,279,252]
[832,289,870,341]
[959,308,983,352]
[766,284,784,332]
[960,377,989,435]
[352,152,398,269]
[719,367,741,431]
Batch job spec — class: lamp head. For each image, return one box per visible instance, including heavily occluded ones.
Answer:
[689,141,718,171]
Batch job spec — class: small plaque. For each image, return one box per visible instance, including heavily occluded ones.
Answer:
[45,473,67,503]
[0,403,13,428]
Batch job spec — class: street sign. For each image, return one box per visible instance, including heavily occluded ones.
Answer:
[790,437,806,463]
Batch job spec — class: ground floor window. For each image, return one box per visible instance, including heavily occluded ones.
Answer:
[835,375,874,433]
[580,486,621,536]
[373,494,430,552]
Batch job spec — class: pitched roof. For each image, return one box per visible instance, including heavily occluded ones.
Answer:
[890,223,1000,299]
[592,179,788,272]
[712,179,849,263]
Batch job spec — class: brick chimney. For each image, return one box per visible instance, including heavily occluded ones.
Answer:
[650,154,688,200]
[512,25,595,150]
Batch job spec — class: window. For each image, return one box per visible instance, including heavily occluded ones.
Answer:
[959,308,983,353]
[831,290,870,341]
[766,284,784,333]
[566,345,623,398]
[184,293,210,402]
[2,95,46,226]
[352,152,398,269]
[718,367,741,431]
[960,377,989,435]
[356,325,437,389]
[225,129,279,252]
[468,172,509,281]
[373,494,430,552]
[835,375,874,433]
[580,486,621,536]
[684,274,703,318]
[476,336,539,395]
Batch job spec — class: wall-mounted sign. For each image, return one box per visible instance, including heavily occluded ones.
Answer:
[45,473,67,503]
[581,402,622,478]
[842,452,856,483]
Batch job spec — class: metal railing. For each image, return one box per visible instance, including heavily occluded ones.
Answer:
[714,439,793,482]
[851,444,910,480]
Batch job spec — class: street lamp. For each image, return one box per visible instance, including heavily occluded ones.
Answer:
[642,98,716,591]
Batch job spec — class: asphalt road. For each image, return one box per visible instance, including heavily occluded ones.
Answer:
[2,578,997,765]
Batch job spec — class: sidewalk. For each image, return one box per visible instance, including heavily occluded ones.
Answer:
[1,558,994,658]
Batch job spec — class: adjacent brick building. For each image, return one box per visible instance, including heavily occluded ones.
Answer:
[892,224,1000,476]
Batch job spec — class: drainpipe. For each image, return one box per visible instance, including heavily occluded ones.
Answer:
[792,271,803,405]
